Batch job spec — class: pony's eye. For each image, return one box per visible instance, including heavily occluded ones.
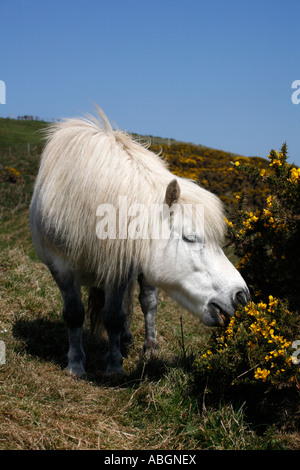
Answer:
[183,234,197,243]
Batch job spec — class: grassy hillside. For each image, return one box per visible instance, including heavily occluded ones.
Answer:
[0,118,298,450]
[150,142,269,211]
[0,118,46,154]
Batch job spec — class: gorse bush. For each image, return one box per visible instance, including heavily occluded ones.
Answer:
[194,144,300,392]
[227,143,300,311]
[150,142,269,210]
[0,166,24,184]
[195,296,299,390]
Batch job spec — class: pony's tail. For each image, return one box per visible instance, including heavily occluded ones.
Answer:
[88,280,135,336]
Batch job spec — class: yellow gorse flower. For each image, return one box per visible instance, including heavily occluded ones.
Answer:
[5,166,21,177]
[268,150,284,167]
[198,296,297,385]
[289,167,300,184]
[224,218,233,228]
[254,368,270,381]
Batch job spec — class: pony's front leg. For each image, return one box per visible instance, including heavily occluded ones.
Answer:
[66,324,86,376]
[138,273,159,353]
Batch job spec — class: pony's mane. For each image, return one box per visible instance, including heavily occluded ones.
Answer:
[34,106,225,286]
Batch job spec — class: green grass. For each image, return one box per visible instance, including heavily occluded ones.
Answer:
[0,118,299,450]
[0,118,47,153]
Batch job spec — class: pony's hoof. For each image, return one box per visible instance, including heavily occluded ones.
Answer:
[143,338,159,356]
[64,363,86,377]
[104,367,125,384]
[105,366,125,376]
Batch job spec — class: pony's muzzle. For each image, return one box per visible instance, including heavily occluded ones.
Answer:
[204,286,250,327]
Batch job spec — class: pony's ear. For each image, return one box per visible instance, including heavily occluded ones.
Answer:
[165,179,181,206]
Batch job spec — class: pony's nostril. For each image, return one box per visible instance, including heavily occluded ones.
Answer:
[235,290,249,307]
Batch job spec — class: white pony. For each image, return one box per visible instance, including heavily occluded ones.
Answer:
[30,106,249,375]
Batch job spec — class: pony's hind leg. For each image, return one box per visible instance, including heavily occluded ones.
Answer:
[138,273,159,353]
[48,258,86,376]
[102,279,133,375]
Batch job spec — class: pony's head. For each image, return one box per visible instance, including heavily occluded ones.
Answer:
[143,178,250,326]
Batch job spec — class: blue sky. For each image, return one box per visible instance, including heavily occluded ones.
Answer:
[1,0,300,165]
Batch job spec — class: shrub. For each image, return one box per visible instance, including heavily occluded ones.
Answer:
[0,166,23,184]
[227,143,300,311]
[194,296,299,390]
[193,144,300,394]
[150,143,269,211]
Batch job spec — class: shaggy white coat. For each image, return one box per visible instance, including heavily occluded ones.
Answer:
[32,106,225,287]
